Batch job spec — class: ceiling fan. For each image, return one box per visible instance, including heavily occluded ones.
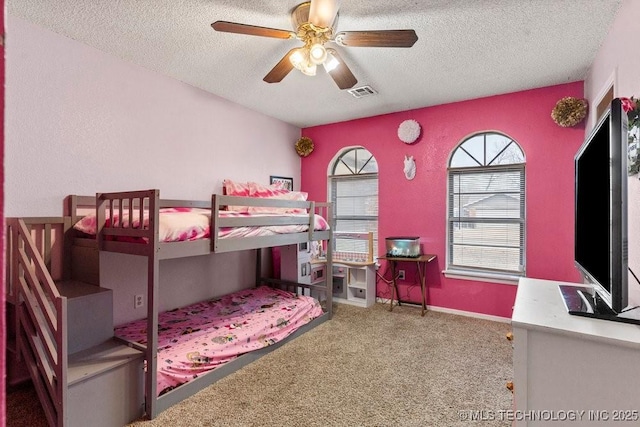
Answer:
[211,0,418,90]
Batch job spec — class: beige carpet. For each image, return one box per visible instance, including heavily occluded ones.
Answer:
[7,303,513,427]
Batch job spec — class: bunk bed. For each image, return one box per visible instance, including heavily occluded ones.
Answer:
[83,188,334,421]
[7,190,332,426]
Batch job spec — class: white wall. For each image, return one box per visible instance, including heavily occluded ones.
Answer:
[6,16,301,217]
[584,0,640,307]
[6,15,302,322]
[101,252,260,325]
[584,0,640,126]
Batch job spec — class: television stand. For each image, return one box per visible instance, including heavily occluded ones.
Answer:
[512,278,640,426]
[558,284,640,325]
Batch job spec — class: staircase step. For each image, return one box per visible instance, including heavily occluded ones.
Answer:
[67,339,144,426]
[68,339,143,386]
[56,280,114,354]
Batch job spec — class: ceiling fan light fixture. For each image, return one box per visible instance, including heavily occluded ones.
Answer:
[289,48,306,70]
[308,0,340,28]
[290,45,320,76]
[309,43,327,64]
[323,52,340,72]
[300,62,317,76]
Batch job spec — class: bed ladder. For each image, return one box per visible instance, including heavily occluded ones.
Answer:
[6,218,144,427]
[7,218,69,427]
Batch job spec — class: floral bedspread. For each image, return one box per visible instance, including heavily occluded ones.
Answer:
[114,286,323,396]
[73,207,330,243]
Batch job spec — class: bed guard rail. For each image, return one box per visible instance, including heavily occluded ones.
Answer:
[96,189,161,256]
[95,190,332,257]
[211,194,332,251]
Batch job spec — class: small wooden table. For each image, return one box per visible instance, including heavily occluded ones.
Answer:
[378,254,437,316]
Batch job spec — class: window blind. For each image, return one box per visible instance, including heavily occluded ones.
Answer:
[448,166,525,274]
[331,175,379,255]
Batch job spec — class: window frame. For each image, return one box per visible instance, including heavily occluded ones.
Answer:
[329,147,379,258]
[445,132,526,284]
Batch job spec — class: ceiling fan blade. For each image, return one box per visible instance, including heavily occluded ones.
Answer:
[308,0,339,28]
[211,21,294,39]
[335,30,418,47]
[326,49,357,90]
[263,49,297,83]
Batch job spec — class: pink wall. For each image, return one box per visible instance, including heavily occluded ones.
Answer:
[301,83,585,318]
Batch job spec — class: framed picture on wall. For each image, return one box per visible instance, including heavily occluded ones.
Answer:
[270,176,293,191]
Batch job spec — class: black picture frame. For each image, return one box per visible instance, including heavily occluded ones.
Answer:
[269,176,293,191]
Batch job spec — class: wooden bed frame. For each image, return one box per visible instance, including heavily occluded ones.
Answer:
[7,189,334,424]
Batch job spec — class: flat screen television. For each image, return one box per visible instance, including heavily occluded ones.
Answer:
[559,97,639,324]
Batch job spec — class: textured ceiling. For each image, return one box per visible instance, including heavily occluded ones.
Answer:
[8,0,622,128]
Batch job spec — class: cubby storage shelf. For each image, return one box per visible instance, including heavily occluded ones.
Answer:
[332,262,376,308]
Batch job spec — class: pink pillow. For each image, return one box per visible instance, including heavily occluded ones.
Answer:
[247,182,308,214]
[73,214,100,235]
[223,179,250,212]
[248,181,289,197]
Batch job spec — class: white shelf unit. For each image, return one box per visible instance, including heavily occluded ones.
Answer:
[331,232,376,308]
[333,262,376,308]
[281,232,376,307]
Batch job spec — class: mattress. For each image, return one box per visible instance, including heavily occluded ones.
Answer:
[114,285,323,396]
[73,207,330,243]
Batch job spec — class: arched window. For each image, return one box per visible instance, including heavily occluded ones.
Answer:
[330,147,379,257]
[447,132,526,278]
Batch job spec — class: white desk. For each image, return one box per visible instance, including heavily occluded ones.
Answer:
[512,278,640,426]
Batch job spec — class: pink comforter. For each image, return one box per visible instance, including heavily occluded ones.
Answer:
[73,207,330,242]
[115,286,323,396]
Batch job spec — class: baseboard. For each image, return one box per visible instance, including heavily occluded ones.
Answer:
[375,297,510,323]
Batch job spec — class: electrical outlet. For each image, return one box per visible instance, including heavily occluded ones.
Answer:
[134,294,144,309]
[398,270,406,280]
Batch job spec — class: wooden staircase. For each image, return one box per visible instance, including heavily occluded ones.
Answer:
[6,218,144,427]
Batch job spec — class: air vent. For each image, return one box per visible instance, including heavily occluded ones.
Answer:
[348,85,377,99]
